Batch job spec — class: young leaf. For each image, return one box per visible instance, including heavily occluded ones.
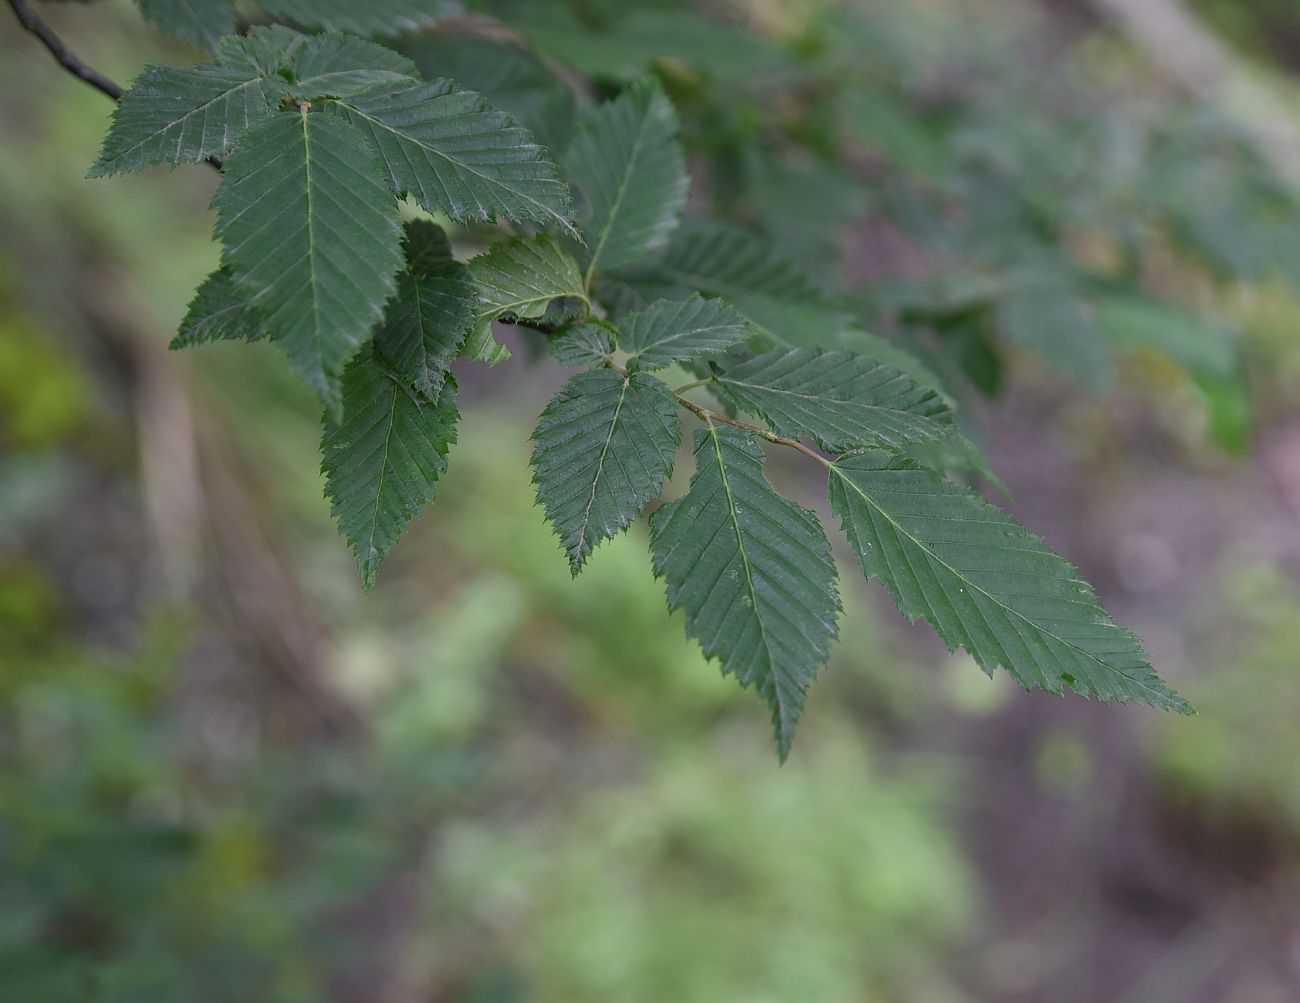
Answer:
[321,353,459,591]
[331,82,577,236]
[374,223,477,399]
[286,34,419,100]
[255,0,459,36]
[213,110,403,409]
[564,79,690,275]
[136,0,234,53]
[532,369,680,573]
[650,426,841,758]
[468,235,586,332]
[547,321,616,368]
[89,63,286,176]
[827,449,1192,713]
[714,349,955,452]
[171,268,264,348]
[621,295,752,373]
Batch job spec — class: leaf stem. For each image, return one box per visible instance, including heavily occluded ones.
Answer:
[673,378,714,394]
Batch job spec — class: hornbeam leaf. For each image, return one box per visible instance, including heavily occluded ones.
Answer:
[213,110,403,409]
[827,449,1192,713]
[547,321,616,368]
[171,268,264,348]
[256,0,460,36]
[136,0,234,53]
[321,353,459,591]
[564,79,689,275]
[374,223,478,398]
[89,63,286,176]
[621,295,752,373]
[650,426,841,758]
[715,349,954,452]
[332,82,577,236]
[286,33,419,99]
[532,369,680,573]
[468,235,587,333]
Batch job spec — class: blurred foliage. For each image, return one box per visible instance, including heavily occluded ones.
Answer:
[5,0,1300,999]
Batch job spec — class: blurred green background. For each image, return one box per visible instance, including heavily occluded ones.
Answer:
[4,1,1300,1000]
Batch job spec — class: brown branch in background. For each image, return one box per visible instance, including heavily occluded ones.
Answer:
[5,0,224,172]
[6,0,123,99]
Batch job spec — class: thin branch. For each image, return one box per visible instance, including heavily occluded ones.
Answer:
[6,0,224,172]
[7,0,123,99]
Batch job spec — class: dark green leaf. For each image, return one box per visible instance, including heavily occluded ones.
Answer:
[621,295,752,373]
[136,0,234,52]
[171,268,264,348]
[286,33,419,99]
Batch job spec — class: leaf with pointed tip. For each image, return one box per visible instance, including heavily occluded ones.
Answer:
[650,426,841,758]
[462,325,512,366]
[331,82,576,236]
[621,295,752,373]
[89,63,286,176]
[136,0,234,52]
[171,268,264,348]
[374,224,477,398]
[256,0,460,36]
[547,321,616,368]
[532,369,680,573]
[213,111,403,409]
[827,448,1191,713]
[564,79,689,274]
[714,349,955,452]
[321,353,459,591]
[286,33,419,100]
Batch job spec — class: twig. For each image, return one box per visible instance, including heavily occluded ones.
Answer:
[6,0,223,172]
[7,0,122,99]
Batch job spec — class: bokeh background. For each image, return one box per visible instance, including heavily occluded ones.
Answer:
[4,0,1300,1000]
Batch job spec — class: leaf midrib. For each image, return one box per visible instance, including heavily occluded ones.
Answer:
[574,376,630,566]
[337,97,577,237]
[583,100,655,283]
[719,373,952,438]
[828,462,1183,707]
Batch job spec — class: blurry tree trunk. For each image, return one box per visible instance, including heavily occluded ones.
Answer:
[1088,0,1300,189]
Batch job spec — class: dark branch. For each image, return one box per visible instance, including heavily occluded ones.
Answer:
[7,0,123,100]
[6,0,224,172]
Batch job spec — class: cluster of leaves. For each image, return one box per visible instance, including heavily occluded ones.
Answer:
[88,0,1192,756]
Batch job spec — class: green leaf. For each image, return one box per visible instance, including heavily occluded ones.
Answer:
[286,33,419,99]
[564,80,689,275]
[170,268,264,348]
[373,223,477,398]
[621,295,752,373]
[827,449,1191,713]
[532,369,680,573]
[997,268,1113,396]
[650,426,841,758]
[547,321,616,368]
[213,110,403,409]
[321,352,459,591]
[89,63,285,176]
[468,235,586,333]
[136,0,234,52]
[1096,294,1237,377]
[255,0,459,36]
[714,349,955,452]
[331,82,576,236]
[400,35,577,153]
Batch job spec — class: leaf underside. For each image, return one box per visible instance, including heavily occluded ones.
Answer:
[827,448,1191,713]
[321,353,459,591]
[651,426,841,759]
[548,321,617,368]
[468,235,586,331]
[533,369,681,573]
[213,110,403,409]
